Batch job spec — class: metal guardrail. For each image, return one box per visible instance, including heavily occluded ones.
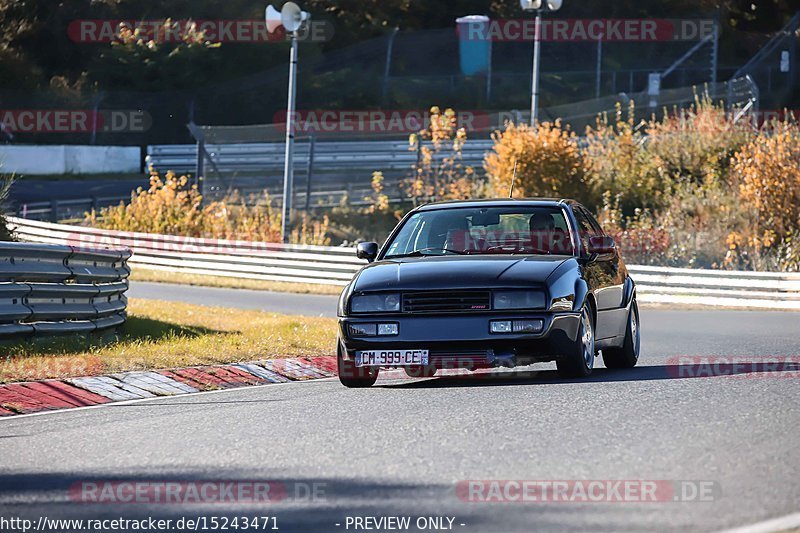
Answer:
[8,217,360,287]
[145,138,494,205]
[6,187,383,222]
[627,265,800,310]
[0,241,131,338]
[7,217,800,310]
[146,139,495,176]
[9,195,132,223]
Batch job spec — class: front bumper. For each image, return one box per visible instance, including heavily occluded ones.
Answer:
[338,312,581,368]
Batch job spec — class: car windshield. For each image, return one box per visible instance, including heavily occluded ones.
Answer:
[383,205,574,258]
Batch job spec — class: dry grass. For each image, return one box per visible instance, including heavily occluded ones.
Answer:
[129,268,345,296]
[86,170,330,244]
[0,299,337,384]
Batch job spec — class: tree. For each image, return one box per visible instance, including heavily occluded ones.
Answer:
[88,20,223,91]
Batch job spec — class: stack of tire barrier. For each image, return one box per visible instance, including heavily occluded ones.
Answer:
[0,242,131,337]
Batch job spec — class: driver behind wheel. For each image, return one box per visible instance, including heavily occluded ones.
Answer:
[529,212,555,252]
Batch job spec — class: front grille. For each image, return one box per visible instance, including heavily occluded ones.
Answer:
[402,291,491,313]
[430,349,490,368]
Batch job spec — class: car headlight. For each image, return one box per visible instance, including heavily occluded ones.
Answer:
[347,322,399,337]
[493,290,545,310]
[350,293,401,313]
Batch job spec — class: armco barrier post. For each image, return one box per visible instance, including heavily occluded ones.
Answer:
[305,135,315,211]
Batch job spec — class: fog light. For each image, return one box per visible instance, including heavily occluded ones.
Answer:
[378,323,398,336]
[490,320,513,333]
[349,323,377,337]
[513,319,544,333]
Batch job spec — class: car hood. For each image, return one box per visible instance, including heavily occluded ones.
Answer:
[352,255,570,292]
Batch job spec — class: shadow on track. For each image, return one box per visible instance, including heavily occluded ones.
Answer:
[379,362,800,389]
[3,470,656,533]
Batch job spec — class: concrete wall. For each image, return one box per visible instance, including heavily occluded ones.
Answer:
[0,145,140,175]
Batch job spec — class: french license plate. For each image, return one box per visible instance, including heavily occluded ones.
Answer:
[355,349,429,367]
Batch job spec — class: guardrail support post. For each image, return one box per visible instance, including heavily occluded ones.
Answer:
[196,138,205,197]
[304,135,316,211]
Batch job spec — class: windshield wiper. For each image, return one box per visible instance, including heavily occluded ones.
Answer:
[484,244,552,255]
[385,247,468,259]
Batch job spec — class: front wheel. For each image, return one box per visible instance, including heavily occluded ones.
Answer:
[556,306,595,378]
[603,298,640,369]
[337,341,379,388]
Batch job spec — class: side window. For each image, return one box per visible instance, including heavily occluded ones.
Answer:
[583,209,605,236]
[573,207,598,255]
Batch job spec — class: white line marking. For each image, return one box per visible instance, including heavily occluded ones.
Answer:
[718,512,800,533]
[0,377,338,423]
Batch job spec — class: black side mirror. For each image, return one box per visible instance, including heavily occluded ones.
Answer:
[356,242,379,262]
[587,235,616,260]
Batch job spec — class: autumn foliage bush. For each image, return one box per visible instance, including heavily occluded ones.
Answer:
[576,99,783,269]
[582,104,668,213]
[645,97,752,183]
[477,99,799,271]
[86,170,330,245]
[406,107,482,205]
[595,193,670,266]
[728,123,800,270]
[485,120,587,200]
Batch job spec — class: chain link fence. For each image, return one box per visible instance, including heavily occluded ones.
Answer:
[0,17,792,146]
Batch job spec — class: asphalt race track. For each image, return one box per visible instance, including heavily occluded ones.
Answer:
[1,282,799,532]
[128,282,340,317]
[9,178,149,205]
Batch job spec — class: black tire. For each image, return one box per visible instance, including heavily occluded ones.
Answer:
[403,365,438,378]
[603,298,640,369]
[337,340,379,388]
[556,306,595,378]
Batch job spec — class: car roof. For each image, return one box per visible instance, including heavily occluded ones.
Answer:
[414,198,580,211]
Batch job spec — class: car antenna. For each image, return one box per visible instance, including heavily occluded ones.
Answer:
[509,159,518,199]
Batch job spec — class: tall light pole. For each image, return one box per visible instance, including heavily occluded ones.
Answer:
[281,32,299,244]
[266,2,310,243]
[520,0,562,125]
